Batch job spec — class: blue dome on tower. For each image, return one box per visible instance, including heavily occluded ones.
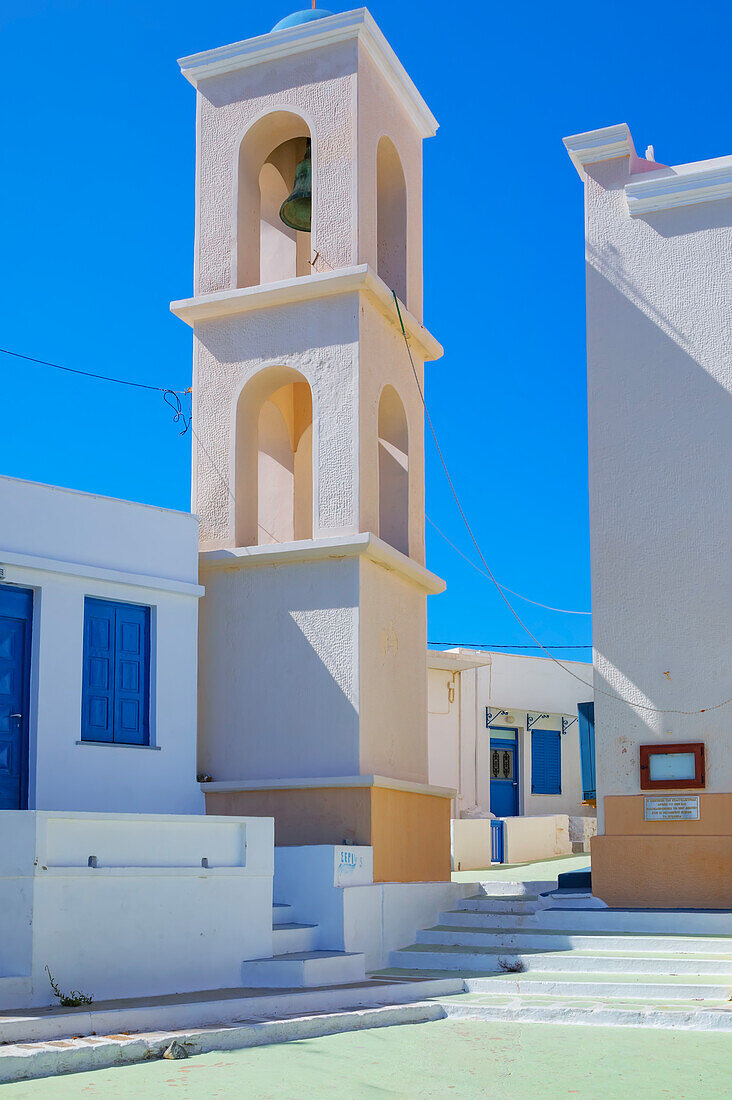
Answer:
[271,9,334,32]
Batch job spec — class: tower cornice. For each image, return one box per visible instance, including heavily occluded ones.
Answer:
[177,8,438,139]
[170,265,443,361]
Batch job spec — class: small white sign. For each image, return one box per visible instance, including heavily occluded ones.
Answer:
[644,795,700,822]
[333,845,373,887]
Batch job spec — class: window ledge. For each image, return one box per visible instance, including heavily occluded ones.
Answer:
[75,740,161,751]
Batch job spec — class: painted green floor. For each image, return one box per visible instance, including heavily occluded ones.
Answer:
[451,854,589,882]
[6,1019,728,1099]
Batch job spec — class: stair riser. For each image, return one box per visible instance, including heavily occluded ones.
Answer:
[391,946,732,988]
[462,978,732,999]
[446,910,540,926]
[436,918,732,953]
[456,903,541,919]
[272,926,318,954]
[438,1000,732,1032]
[470,881,558,897]
[241,955,366,989]
[534,911,732,935]
[459,899,543,915]
[411,940,732,975]
[272,905,296,927]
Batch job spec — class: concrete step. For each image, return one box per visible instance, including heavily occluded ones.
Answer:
[272,923,319,954]
[436,991,732,1032]
[411,933,732,975]
[439,909,540,929]
[470,880,558,897]
[240,951,366,989]
[390,940,732,975]
[436,913,732,952]
[457,972,732,1000]
[456,895,544,915]
[529,907,732,935]
[272,903,296,926]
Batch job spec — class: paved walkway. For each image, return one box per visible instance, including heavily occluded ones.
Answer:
[451,853,589,883]
[5,1017,724,1098]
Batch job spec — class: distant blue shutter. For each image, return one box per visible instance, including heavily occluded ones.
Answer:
[577,702,596,800]
[531,729,561,794]
[113,603,150,745]
[81,599,115,742]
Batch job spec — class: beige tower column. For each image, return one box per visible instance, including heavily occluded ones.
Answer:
[171,10,452,882]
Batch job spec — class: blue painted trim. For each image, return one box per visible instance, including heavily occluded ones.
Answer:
[75,740,161,751]
[490,818,504,863]
[81,597,151,747]
[0,584,33,810]
[489,728,520,816]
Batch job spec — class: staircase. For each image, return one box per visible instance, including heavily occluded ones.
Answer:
[385,881,732,1030]
[240,901,367,988]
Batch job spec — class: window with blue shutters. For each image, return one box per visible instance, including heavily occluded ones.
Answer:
[81,598,150,745]
[531,729,561,794]
[577,702,596,801]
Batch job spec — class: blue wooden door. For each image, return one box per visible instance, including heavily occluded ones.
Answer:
[489,730,519,816]
[0,585,33,810]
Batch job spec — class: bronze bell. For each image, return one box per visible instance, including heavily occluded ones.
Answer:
[279,139,312,233]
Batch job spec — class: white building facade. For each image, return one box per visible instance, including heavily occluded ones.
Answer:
[428,649,596,867]
[0,475,202,815]
[564,125,732,908]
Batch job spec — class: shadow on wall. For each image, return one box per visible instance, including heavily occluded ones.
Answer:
[585,261,732,750]
[198,558,361,781]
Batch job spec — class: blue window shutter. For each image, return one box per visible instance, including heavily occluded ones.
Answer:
[577,702,596,800]
[113,603,150,745]
[81,600,115,742]
[531,729,561,794]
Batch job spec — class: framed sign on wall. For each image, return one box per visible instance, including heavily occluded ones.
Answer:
[639,743,705,790]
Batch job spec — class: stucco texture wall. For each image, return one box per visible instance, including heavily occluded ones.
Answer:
[194,39,357,295]
[584,161,732,824]
[358,558,428,783]
[198,555,360,782]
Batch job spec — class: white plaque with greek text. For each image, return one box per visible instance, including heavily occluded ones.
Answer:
[644,795,700,822]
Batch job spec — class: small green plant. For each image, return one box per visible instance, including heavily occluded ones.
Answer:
[45,966,93,1007]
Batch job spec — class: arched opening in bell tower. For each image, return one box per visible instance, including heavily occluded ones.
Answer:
[376,136,407,305]
[237,112,313,289]
[235,367,314,547]
[378,385,409,556]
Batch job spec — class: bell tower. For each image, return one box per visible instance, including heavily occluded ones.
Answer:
[171,8,451,882]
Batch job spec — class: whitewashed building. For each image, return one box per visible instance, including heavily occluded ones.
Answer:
[0,475,275,1009]
[428,648,596,867]
[564,124,732,909]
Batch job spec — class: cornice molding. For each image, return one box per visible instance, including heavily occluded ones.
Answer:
[200,774,456,798]
[178,8,438,139]
[170,265,443,361]
[199,532,446,595]
[563,124,633,178]
[625,159,732,216]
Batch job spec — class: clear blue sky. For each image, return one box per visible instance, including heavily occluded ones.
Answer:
[1,1,728,657]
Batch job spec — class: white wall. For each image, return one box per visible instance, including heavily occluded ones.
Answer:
[275,845,473,970]
[428,651,595,820]
[0,477,202,814]
[580,146,732,831]
[0,811,274,1008]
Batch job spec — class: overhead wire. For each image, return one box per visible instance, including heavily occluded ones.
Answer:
[0,344,191,433]
[426,515,591,616]
[393,291,732,716]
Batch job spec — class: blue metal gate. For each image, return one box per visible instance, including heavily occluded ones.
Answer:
[490,818,504,864]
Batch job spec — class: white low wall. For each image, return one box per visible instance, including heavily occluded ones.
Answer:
[275,845,473,970]
[503,815,571,864]
[452,814,575,870]
[0,811,274,1009]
